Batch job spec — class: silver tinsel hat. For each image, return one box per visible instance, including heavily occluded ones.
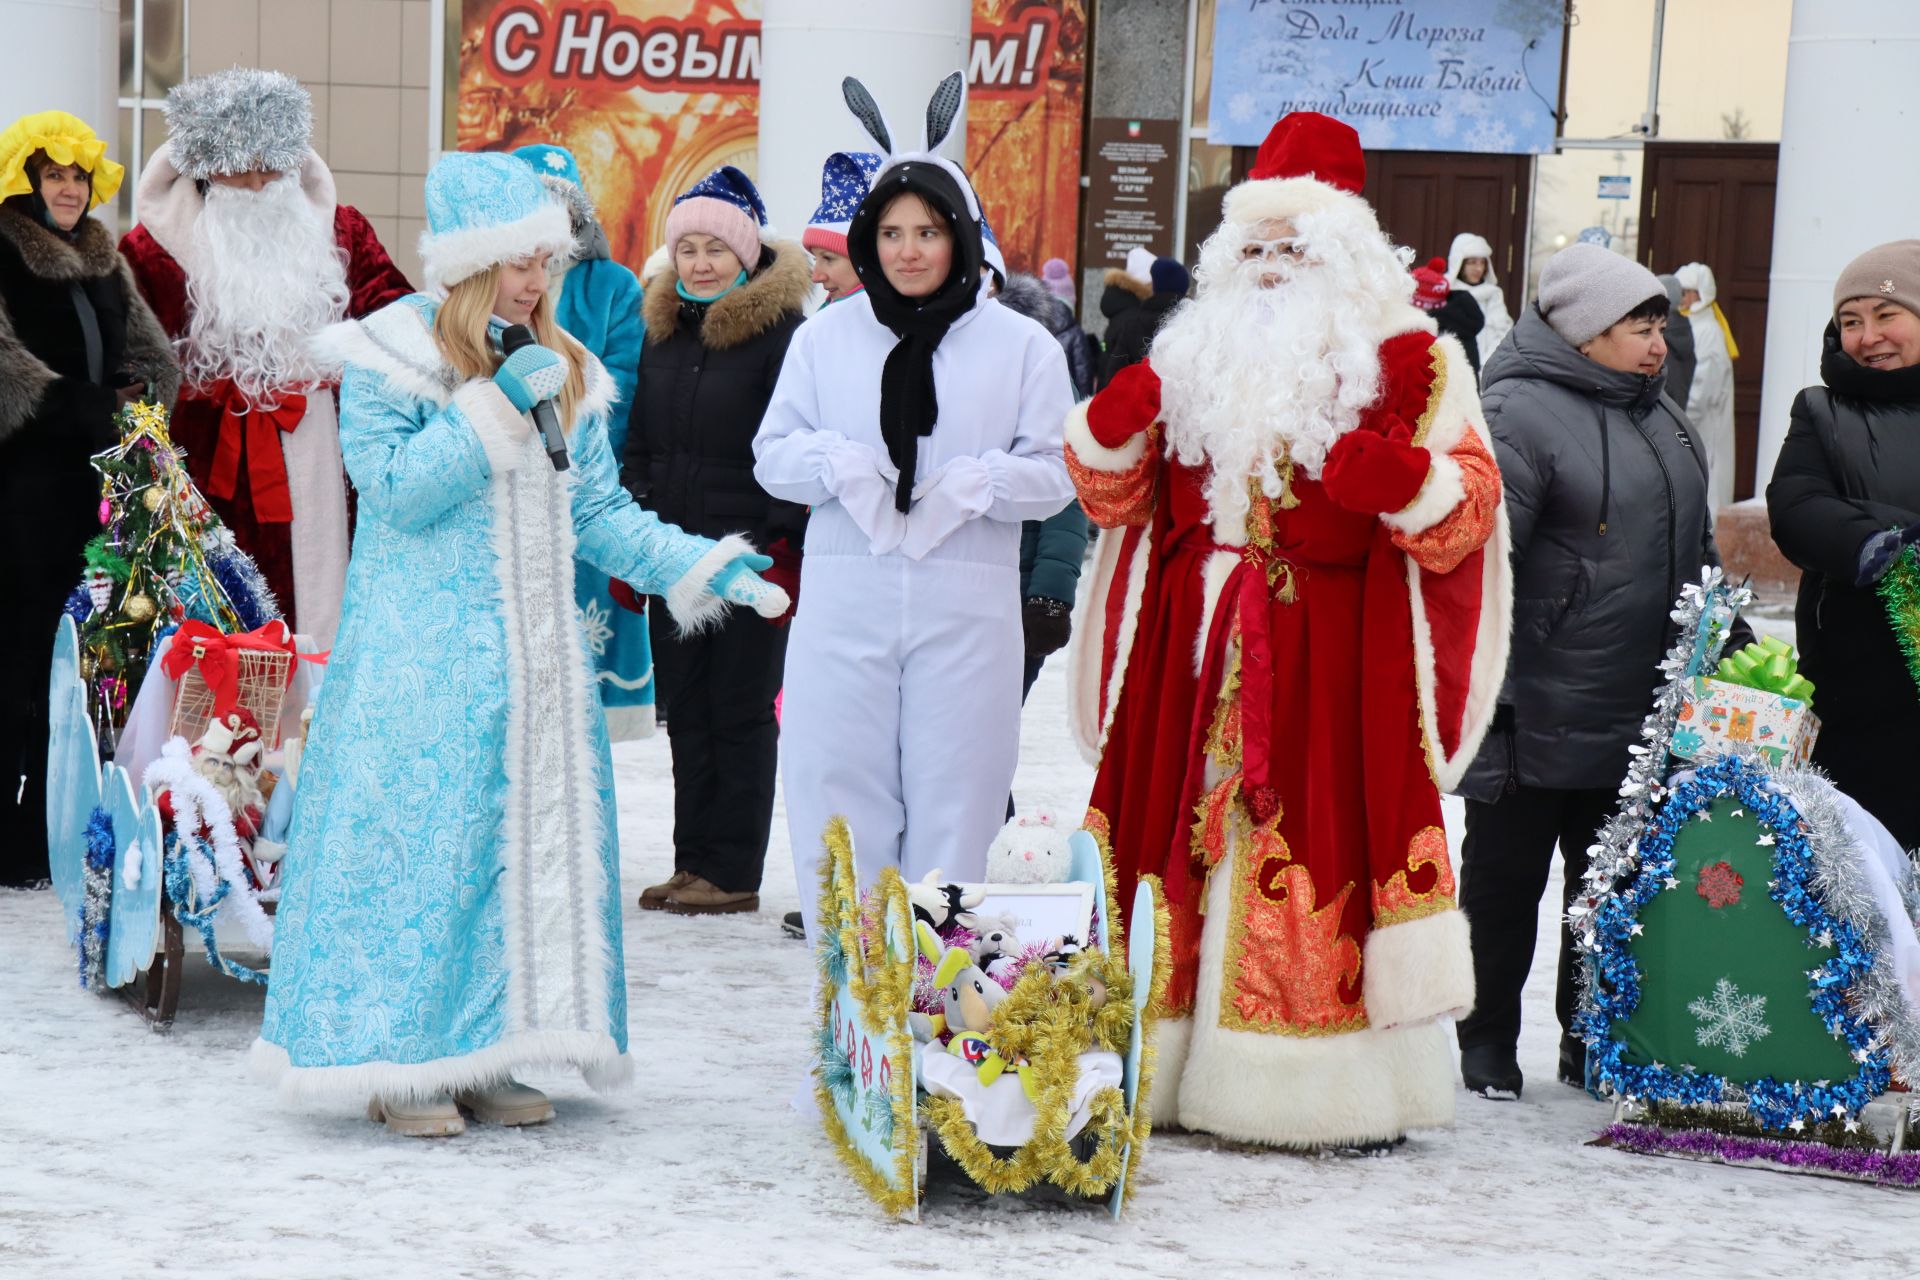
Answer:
[163,68,313,180]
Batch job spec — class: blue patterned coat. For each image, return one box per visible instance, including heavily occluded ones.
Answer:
[253,295,749,1099]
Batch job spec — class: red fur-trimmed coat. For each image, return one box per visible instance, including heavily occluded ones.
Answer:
[1064,317,1511,1041]
[119,153,410,634]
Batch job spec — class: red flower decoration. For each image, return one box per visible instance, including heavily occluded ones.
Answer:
[1696,860,1744,909]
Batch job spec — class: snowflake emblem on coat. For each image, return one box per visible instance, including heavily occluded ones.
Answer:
[578,598,613,656]
[544,151,568,171]
[1695,860,1744,909]
[1688,977,1771,1057]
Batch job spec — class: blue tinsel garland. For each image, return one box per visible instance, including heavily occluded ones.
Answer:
[1574,754,1892,1131]
[77,807,115,989]
[206,545,280,630]
[162,832,268,986]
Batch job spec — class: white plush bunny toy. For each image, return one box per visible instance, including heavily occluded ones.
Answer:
[985,809,1073,884]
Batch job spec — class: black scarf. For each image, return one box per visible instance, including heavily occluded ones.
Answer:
[1820,320,1920,403]
[845,162,985,511]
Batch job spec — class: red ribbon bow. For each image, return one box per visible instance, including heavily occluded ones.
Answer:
[159,620,324,720]
[198,380,308,523]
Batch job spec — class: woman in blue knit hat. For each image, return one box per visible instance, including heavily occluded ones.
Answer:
[624,163,812,917]
[254,151,789,1137]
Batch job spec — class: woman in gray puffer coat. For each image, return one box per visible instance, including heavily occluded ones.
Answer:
[1454,243,1730,1102]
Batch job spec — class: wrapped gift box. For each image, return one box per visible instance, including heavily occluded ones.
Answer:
[1671,677,1820,767]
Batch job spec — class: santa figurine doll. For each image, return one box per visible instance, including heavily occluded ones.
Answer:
[1064,112,1512,1154]
[120,68,412,649]
[158,707,268,849]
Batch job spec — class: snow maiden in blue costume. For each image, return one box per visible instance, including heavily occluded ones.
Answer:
[253,152,787,1136]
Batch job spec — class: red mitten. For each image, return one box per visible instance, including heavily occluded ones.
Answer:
[762,538,801,626]
[1086,361,1162,448]
[608,579,647,614]
[1320,415,1431,516]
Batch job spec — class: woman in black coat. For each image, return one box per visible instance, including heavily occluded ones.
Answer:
[621,165,810,916]
[1455,244,1726,1100]
[0,115,177,884]
[1767,239,1920,851]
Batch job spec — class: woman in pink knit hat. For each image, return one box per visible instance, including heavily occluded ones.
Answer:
[622,164,812,917]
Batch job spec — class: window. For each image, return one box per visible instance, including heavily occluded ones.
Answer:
[117,0,187,224]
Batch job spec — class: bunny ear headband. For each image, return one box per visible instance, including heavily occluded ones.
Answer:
[841,70,981,223]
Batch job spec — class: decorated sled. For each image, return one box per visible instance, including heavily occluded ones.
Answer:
[1573,569,1920,1186]
[813,818,1168,1219]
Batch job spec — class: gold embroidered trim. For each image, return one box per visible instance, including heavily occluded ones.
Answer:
[1409,339,1448,448]
[1217,826,1370,1037]
[1372,824,1458,928]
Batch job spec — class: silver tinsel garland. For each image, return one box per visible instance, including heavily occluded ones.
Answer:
[1572,566,1920,1120]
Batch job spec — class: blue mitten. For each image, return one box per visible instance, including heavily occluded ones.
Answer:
[708,552,790,619]
[493,342,568,414]
[708,552,774,597]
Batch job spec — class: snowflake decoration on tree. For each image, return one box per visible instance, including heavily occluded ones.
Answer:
[577,598,614,657]
[1695,860,1744,909]
[1688,977,1771,1057]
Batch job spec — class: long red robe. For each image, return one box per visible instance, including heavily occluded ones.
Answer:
[1066,323,1510,1144]
[120,202,410,628]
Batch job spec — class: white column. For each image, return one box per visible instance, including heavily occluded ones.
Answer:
[758,0,971,246]
[1757,0,1920,488]
[0,0,118,152]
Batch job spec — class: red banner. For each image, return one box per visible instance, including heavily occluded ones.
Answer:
[456,0,1086,277]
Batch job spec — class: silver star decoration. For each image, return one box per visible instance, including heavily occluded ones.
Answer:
[1757,833,1776,846]
[1730,808,1745,818]
[1789,1119,1806,1132]
[1845,1119,1861,1134]
[1664,876,1680,890]
[1629,923,1644,936]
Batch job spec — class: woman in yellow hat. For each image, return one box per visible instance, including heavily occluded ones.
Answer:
[0,110,177,885]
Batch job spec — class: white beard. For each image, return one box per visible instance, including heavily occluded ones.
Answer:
[1152,208,1414,534]
[192,753,263,819]
[180,173,350,400]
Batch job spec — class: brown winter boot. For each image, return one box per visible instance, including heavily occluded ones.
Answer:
[638,870,695,911]
[662,876,759,915]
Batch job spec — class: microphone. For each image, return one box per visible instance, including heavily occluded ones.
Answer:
[500,324,569,472]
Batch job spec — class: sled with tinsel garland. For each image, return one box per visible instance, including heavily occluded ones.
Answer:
[812,819,1169,1219]
[1572,569,1920,1187]
[47,400,323,1027]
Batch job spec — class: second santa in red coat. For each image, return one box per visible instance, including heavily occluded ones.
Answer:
[120,69,410,647]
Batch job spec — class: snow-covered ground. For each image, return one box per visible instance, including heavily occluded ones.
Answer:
[1,657,1904,1280]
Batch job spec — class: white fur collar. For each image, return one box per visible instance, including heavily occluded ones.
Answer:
[311,295,616,421]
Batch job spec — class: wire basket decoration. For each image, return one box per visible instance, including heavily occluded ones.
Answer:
[168,642,296,748]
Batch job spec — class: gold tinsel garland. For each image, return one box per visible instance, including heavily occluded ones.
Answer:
[813,817,918,1217]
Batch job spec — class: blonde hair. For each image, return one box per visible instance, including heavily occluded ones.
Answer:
[434,263,590,430]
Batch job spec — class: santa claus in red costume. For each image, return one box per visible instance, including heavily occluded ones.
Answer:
[120,69,411,648]
[1064,113,1512,1151]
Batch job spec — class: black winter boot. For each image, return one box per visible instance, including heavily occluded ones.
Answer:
[1461,1045,1524,1100]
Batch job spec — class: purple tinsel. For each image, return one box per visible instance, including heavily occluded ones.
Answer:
[1599,1123,1920,1187]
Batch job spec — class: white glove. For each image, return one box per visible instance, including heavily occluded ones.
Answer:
[825,441,907,555]
[899,457,994,561]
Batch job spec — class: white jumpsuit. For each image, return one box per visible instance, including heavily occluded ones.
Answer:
[754,291,1075,934]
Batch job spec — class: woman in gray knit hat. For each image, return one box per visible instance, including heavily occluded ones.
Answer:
[1453,241,1731,1100]
[1767,239,1920,851]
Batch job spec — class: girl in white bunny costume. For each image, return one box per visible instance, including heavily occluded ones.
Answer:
[755,74,1074,934]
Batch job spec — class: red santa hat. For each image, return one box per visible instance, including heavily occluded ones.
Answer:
[197,708,264,769]
[1222,112,1379,236]
[1411,257,1450,311]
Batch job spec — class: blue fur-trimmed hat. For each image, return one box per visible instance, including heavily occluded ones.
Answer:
[512,142,582,188]
[802,151,883,257]
[418,151,574,290]
[979,213,1007,286]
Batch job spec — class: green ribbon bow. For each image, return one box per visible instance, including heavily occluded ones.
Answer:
[1714,635,1815,705]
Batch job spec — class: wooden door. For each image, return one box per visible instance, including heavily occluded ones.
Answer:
[1637,143,1779,501]
[1229,149,1531,319]
[1362,152,1532,321]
